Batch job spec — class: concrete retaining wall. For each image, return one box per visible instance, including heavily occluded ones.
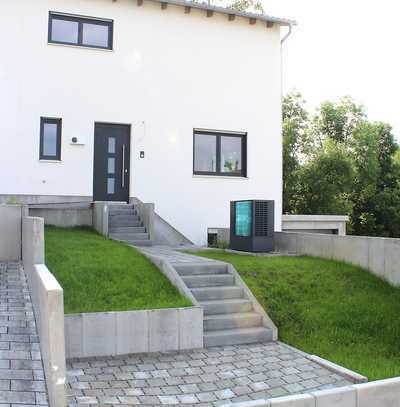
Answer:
[275,232,400,286]
[221,377,400,407]
[0,194,91,205]
[131,197,193,245]
[64,306,203,359]
[92,201,109,236]
[29,207,92,227]
[0,204,22,261]
[22,216,66,407]
[282,215,349,236]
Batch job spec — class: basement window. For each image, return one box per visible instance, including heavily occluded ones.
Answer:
[48,12,113,50]
[193,129,247,177]
[39,117,62,161]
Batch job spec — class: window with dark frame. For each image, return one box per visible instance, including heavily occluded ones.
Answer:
[40,118,62,161]
[48,12,113,50]
[193,130,247,177]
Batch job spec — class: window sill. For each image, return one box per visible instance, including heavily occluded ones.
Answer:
[193,174,249,180]
[47,42,114,52]
[39,159,62,163]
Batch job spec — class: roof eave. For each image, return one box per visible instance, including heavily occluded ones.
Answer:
[148,0,297,26]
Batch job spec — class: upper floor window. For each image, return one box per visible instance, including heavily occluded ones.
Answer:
[40,117,62,161]
[48,12,113,50]
[193,130,247,177]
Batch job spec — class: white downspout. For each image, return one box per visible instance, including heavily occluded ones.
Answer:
[280,23,293,99]
[281,23,293,45]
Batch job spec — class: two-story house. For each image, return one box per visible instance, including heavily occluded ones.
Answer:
[0,0,294,245]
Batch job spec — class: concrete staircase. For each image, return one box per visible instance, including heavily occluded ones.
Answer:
[108,204,152,247]
[174,263,273,347]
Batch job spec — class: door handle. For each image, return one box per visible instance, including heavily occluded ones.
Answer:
[122,144,125,188]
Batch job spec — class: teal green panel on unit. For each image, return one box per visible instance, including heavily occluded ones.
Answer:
[235,201,252,237]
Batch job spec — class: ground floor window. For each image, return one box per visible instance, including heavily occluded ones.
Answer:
[193,129,247,177]
[40,117,62,160]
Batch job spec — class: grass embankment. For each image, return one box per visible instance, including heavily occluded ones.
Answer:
[189,250,400,381]
[45,226,191,314]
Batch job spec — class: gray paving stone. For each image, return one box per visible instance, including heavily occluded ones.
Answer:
[0,381,9,391]
[158,395,179,405]
[178,393,199,404]
[118,395,141,404]
[0,390,36,404]
[0,263,48,406]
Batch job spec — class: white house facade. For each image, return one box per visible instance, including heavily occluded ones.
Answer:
[0,0,293,245]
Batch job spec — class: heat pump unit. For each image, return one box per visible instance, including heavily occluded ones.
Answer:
[230,200,274,252]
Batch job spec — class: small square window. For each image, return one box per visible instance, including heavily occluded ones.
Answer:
[40,117,62,160]
[48,12,113,50]
[193,130,247,177]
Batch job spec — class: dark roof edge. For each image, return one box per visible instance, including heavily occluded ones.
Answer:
[148,0,297,26]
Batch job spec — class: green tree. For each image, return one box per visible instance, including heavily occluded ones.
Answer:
[228,0,264,13]
[350,122,400,236]
[205,0,265,13]
[282,91,310,213]
[312,96,365,145]
[294,139,354,216]
[282,92,400,237]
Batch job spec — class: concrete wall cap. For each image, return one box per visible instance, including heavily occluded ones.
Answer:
[269,393,315,406]
[307,355,368,383]
[282,215,349,222]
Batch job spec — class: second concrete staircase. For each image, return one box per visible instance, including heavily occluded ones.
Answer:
[174,262,273,347]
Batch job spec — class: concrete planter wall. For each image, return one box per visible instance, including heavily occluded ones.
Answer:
[221,377,400,407]
[275,232,400,286]
[0,204,23,261]
[64,306,203,359]
[22,216,66,407]
[29,206,92,227]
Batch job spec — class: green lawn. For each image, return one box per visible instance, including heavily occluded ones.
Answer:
[188,250,400,381]
[45,226,191,314]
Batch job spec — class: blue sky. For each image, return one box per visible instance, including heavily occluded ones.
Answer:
[268,0,400,139]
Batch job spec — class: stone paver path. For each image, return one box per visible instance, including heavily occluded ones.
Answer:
[0,263,48,406]
[66,342,353,406]
[138,246,219,265]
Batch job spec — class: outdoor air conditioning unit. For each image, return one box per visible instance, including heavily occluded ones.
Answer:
[230,200,275,252]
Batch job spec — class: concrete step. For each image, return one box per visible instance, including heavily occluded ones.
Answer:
[109,214,140,222]
[108,204,134,210]
[109,220,143,227]
[200,299,253,315]
[174,263,228,276]
[191,286,243,301]
[204,327,273,347]
[182,274,234,288]
[110,233,149,241]
[109,209,137,216]
[204,312,262,331]
[126,240,153,247]
[109,227,146,234]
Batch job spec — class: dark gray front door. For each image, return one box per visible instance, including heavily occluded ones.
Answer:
[93,123,130,202]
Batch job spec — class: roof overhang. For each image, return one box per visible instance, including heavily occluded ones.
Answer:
[129,0,297,27]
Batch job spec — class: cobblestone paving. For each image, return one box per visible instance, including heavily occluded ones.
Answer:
[66,342,353,406]
[0,263,48,406]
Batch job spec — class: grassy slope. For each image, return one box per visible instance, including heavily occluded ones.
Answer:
[190,250,400,381]
[45,226,191,314]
